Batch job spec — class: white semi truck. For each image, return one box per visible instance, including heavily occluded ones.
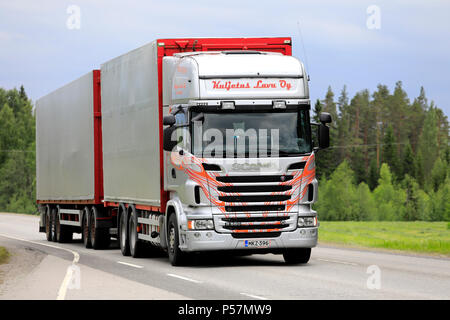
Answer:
[36,37,331,265]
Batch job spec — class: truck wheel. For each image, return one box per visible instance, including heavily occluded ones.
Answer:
[90,207,110,250]
[167,214,186,266]
[55,207,72,243]
[55,210,61,242]
[128,207,143,258]
[283,248,311,264]
[82,207,92,248]
[51,207,58,242]
[119,212,130,256]
[45,206,53,241]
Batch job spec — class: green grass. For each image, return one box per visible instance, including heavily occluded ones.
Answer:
[318,221,450,256]
[0,246,10,264]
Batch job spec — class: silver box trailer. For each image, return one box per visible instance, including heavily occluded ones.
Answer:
[100,41,162,206]
[36,71,97,201]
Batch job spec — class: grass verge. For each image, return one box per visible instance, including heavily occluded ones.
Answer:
[0,246,10,264]
[318,221,450,256]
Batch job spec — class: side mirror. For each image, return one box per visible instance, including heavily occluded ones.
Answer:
[318,124,330,149]
[163,126,178,151]
[163,115,176,126]
[319,112,332,124]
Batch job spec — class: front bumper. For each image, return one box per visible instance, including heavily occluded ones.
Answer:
[181,227,318,252]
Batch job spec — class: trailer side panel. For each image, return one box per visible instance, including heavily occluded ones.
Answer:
[101,41,161,206]
[36,71,98,202]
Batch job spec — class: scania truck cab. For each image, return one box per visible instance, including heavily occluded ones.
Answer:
[162,51,331,265]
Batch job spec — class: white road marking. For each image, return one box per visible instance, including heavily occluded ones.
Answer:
[117,261,144,269]
[0,233,80,300]
[317,258,358,266]
[167,273,202,283]
[240,292,268,300]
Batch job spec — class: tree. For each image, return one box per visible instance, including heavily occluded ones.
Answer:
[313,98,322,123]
[382,125,401,180]
[431,157,448,192]
[0,87,36,214]
[402,174,421,221]
[402,142,415,179]
[0,103,18,165]
[418,106,439,189]
[368,158,379,191]
[354,182,377,221]
[373,163,405,220]
[315,161,357,220]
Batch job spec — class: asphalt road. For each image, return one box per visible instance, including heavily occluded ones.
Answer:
[0,213,449,300]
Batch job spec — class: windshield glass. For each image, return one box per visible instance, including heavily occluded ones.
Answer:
[191,108,311,158]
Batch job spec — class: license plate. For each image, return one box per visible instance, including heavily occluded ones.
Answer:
[244,240,271,248]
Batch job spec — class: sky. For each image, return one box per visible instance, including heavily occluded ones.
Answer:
[1,0,449,116]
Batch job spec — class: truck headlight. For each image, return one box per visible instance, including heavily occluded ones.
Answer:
[188,219,214,230]
[298,216,317,227]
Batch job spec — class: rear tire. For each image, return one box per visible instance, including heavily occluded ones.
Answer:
[129,207,143,258]
[45,206,53,241]
[55,207,73,243]
[82,208,92,248]
[119,211,130,256]
[283,248,311,264]
[167,214,186,266]
[90,207,110,250]
[51,207,58,242]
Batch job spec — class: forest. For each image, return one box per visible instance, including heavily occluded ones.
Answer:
[0,83,448,220]
[313,82,449,221]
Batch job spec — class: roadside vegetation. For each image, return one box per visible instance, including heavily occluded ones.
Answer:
[319,221,450,256]
[0,87,35,214]
[0,246,10,264]
[314,83,449,222]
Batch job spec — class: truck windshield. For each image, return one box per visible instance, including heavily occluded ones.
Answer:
[191,108,312,158]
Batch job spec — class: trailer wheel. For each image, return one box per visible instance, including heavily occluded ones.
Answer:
[167,213,186,266]
[54,207,72,243]
[90,207,110,250]
[45,206,53,241]
[283,248,311,264]
[128,206,143,258]
[119,211,130,256]
[82,207,92,248]
[51,207,58,242]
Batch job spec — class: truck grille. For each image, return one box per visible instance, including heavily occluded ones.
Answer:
[224,205,285,212]
[211,173,300,237]
[213,212,297,235]
[217,185,292,193]
[216,175,293,183]
[219,195,291,203]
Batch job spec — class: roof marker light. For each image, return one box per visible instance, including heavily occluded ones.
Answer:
[221,101,235,110]
[273,100,286,109]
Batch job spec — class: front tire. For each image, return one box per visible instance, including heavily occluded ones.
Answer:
[283,248,311,264]
[167,214,186,266]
